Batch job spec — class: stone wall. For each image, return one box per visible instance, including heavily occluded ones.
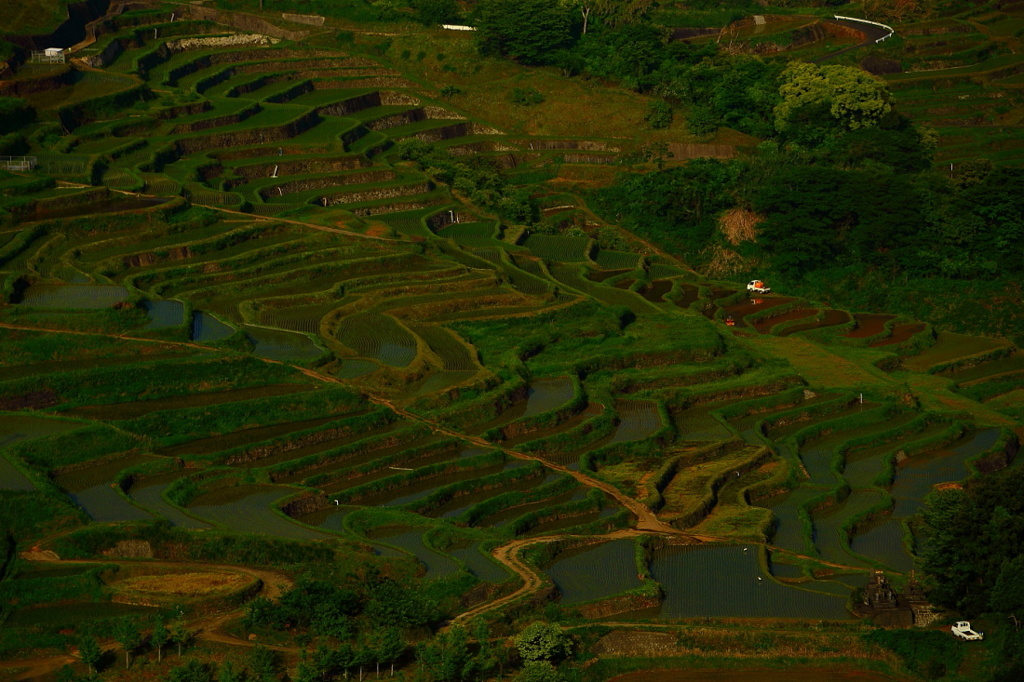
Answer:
[184,5,310,41]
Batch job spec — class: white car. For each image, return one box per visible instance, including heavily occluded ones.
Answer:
[747,280,771,294]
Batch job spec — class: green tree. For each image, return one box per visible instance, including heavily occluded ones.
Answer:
[775,62,892,136]
[412,0,460,25]
[171,618,193,656]
[115,617,143,669]
[512,622,572,663]
[77,636,102,674]
[370,627,406,667]
[152,614,171,663]
[476,0,574,65]
[590,0,657,28]
[992,556,1024,628]
[644,100,673,129]
[416,626,481,682]
[248,645,280,682]
[169,659,215,682]
[515,662,565,682]
[218,661,245,682]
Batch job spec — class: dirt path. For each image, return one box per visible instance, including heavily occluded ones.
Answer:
[3,320,870,626]
[7,553,299,675]
[449,528,655,626]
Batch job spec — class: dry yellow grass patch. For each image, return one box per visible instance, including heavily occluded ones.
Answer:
[719,208,763,245]
[115,571,254,597]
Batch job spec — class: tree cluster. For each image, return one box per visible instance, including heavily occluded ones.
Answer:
[400,140,538,224]
[920,463,1024,681]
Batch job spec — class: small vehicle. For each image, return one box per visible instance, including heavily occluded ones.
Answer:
[951,621,984,641]
[747,280,771,294]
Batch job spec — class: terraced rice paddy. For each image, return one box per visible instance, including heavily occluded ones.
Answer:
[777,309,850,336]
[609,400,663,445]
[19,284,129,309]
[0,12,1020,641]
[245,326,324,363]
[129,473,213,529]
[672,401,738,441]
[890,429,1000,516]
[143,299,185,328]
[192,311,235,342]
[850,519,915,572]
[902,333,1010,372]
[765,487,825,556]
[189,485,332,541]
[336,313,418,367]
[450,544,510,582]
[844,314,894,339]
[366,526,460,579]
[55,455,159,522]
[652,545,850,620]
[0,453,34,491]
[810,490,885,565]
[545,540,641,604]
[798,411,917,486]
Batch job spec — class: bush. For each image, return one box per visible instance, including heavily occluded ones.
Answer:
[513,622,572,663]
[644,100,673,129]
[413,0,460,25]
[0,97,35,135]
[510,87,545,106]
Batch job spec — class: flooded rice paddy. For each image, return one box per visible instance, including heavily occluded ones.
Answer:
[671,399,740,441]
[811,490,884,565]
[844,314,894,339]
[191,310,235,342]
[850,518,914,572]
[245,326,324,363]
[352,462,508,508]
[545,540,641,604]
[651,545,849,620]
[367,527,459,579]
[609,400,662,445]
[890,428,999,516]
[143,299,185,329]
[777,309,850,336]
[55,455,158,522]
[19,284,129,308]
[450,544,511,582]
[129,472,212,529]
[469,377,575,434]
[189,485,332,541]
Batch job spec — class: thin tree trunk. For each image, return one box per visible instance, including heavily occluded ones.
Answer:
[581,7,590,34]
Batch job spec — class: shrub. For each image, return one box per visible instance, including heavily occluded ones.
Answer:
[510,87,545,106]
[644,100,673,129]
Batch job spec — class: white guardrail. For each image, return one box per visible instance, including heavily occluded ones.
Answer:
[834,15,895,43]
[441,24,477,31]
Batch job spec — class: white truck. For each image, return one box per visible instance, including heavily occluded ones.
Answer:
[951,621,983,640]
[747,279,771,294]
